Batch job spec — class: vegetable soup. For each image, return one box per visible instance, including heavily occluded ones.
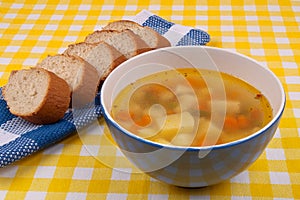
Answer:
[111,68,273,147]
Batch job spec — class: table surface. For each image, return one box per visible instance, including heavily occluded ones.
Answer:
[0,0,300,199]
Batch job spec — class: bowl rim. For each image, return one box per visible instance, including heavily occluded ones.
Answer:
[100,46,286,151]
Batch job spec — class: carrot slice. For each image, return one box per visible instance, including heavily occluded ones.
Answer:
[198,100,210,112]
[224,115,238,130]
[188,77,206,89]
[237,114,250,129]
[135,114,151,126]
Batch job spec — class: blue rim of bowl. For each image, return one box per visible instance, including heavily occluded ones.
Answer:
[100,46,286,152]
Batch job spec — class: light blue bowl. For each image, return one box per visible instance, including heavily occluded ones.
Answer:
[100,46,285,187]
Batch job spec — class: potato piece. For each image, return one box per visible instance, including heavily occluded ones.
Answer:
[177,94,198,112]
[211,100,241,115]
[171,133,195,146]
[153,111,195,140]
[149,104,166,119]
[137,127,160,138]
[175,85,194,96]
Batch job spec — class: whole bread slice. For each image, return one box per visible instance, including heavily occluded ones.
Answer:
[3,68,71,124]
[103,20,171,49]
[84,29,150,59]
[36,54,100,107]
[63,41,126,81]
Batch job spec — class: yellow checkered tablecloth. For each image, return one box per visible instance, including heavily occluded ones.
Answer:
[0,0,299,199]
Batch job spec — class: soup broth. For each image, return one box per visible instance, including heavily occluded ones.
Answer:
[111,68,273,147]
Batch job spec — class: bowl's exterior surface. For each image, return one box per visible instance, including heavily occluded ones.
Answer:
[103,110,281,187]
[101,46,285,187]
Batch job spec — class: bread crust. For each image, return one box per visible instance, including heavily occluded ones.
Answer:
[2,19,172,125]
[103,20,171,49]
[84,30,119,44]
[69,55,101,107]
[3,68,71,124]
[84,29,151,58]
[64,42,96,58]
[143,26,171,48]
[96,42,127,81]
[63,41,127,81]
[36,54,101,108]
[122,29,151,55]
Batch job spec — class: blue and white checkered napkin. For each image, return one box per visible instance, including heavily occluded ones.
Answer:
[0,88,102,167]
[0,10,210,167]
[131,10,210,46]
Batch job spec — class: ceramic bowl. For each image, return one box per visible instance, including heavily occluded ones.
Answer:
[100,46,285,187]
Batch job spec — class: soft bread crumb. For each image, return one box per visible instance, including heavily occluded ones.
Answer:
[36,54,100,107]
[3,68,71,124]
[84,29,150,59]
[63,42,126,81]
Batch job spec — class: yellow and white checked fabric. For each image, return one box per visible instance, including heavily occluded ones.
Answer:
[0,0,300,199]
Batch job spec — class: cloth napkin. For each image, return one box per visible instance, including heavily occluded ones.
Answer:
[131,10,210,46]
[0,10,210,167]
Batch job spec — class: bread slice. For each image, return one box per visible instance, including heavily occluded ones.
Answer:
[84,29,150,59]
[3,68,71,124]
[36,54,100,107]
[103,20,171,49]
[63,41,126,81]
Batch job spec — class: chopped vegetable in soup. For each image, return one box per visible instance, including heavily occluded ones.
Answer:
[111,68,273,147]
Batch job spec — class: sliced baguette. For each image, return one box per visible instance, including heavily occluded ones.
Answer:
[36,54,100,107]
[3,68,71,124]
[84,29,150,59]
[103,20,171,49]
[63,41,126,81]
